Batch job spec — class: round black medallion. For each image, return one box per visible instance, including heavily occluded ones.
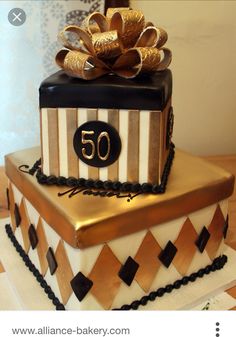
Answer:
[73,121,122,168]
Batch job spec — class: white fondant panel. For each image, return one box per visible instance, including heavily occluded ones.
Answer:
[58,108,69,177]
[64,241,103,276]
[24,198,40,226]
[109,230,147,263]
[112,280,145,309]
[118,109,129,183]
[11,184,23,205]
[14,229,24,250]
[189,203,219,233]
[41,108,50,176]
[67,292,102,311]
[139,110,150,184]
[151,216,186,248]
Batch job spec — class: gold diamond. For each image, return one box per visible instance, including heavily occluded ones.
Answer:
[55,240,74,305]
[206,205,225,260]
[89,244,121,309]
[173,218,198,276]
[134,231,162,293]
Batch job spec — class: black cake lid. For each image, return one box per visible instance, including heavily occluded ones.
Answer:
[39,70,172,111]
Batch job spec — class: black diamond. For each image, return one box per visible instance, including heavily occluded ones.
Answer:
[195,226,210,253]
[46,247,58,275]
[118,256,139,286]
[158,241,177,268]
[14,204,21,227]
[223,215,229,239]
[6,188,10,210]
[70,272,93,302]
[28,224,38,249]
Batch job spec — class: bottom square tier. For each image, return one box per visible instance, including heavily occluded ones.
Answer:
[4,147,234,310]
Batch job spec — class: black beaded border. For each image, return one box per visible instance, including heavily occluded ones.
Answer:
[32,143,175,194]
[5,223,227,311]
[113,254,228,310]
[5,224,65,311]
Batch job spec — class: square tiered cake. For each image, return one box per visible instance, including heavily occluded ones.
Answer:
[2,7,235,311]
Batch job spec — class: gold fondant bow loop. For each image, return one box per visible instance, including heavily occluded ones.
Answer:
[56,8,172,80]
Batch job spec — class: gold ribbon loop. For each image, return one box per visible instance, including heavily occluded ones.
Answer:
[59,25,94,55]
[113,47,161,78]
[56,8,172,80]
[110,9,145,48]
[155,27,168,49]
[82,12,109,35]
[156,48,172,71]
[92,30,123,60]
[56,49,109,80]
[106,7,129,20]
[136,26,160,47]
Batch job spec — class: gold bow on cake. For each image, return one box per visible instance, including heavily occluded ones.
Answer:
[56,8,172,80]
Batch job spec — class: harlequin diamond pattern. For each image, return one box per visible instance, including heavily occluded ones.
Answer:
[89,244,122,310]
[173,218,198,276]
[206,205,225,260]
[134,231,162,293]
[8,184,228,310]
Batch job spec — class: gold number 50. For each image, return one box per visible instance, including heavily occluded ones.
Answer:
[81,130,110,161]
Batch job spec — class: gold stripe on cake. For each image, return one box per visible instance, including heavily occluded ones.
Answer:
[127,110,140,182]
[19,198,30,253]
[55,240,74,304]
[36,218,49,276]
[87,108,99,180]
[108,109,119,181]
[47,108,59,176]
[148,110,161,183]
[66,108,79,177]
[8,183,16,232]
[0,261,5,273]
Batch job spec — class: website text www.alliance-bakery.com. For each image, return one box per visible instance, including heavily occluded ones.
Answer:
[10,326,131,336]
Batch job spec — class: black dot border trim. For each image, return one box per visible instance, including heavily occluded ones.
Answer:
[5,224,65,311]
[22,143,175,195]
[5,223,227,311]
[113,254,228,310]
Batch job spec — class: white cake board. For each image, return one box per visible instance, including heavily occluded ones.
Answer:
[1,218,236,311]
